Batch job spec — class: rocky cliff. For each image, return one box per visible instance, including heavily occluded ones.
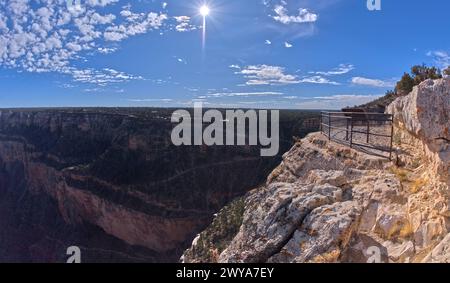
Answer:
[182,78,450,263]
[0,108,319,262]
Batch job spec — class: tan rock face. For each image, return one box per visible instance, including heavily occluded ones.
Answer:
[387,77,450,184]
[184,78,450,263]
[422,233,450,263]
[185,133,407,263]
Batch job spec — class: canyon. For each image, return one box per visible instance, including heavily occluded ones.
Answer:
[0,108,319,262]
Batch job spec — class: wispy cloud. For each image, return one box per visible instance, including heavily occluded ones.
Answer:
[205,91,283,98]
[272,4,318,24]
[351,77,395,88]
[173,16,197,32]
[97,47,118,54]
[233,64,300,85]
[427,50,450,68]
[296,94,382,110]
[313,94,381,100]
[299,75,340,85]
[312,64,355,76]
[69,68,144,85]
[231,64,341,86]
[175,57,188,64]
[127,98,173,102]
[284,42,293,48]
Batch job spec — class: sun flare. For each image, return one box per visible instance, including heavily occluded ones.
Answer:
[200,5,210,16]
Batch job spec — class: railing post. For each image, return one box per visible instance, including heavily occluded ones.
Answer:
[366,119,370,143]
[328,112,331,141]
[389,115,394,161]
[320,112,323,134]
[346,118,349,141]
[350,118,353,148]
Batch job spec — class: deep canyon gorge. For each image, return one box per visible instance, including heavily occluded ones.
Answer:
[0,108,319,262]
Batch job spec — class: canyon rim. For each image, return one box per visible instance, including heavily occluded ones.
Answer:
[182,77,450,263]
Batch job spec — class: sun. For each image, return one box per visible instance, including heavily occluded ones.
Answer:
[200,5,210,16]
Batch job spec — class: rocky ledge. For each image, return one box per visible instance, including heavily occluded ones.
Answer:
[182,78,450,263]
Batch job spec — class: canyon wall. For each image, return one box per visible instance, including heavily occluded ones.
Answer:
[0,108,319,262]
[183,78,450,263]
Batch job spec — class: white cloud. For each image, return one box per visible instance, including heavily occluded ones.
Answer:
[69,68,143,85]
[312,64,355,76]
[104,11,167,41]
[128,98,173,102]
[296,94,382,110]
[351,77,395,88]
[174,16,196,32]
[176,57,187,64]
[313,94,380,100]
[299,76,340,85]
[284,42,293,48]
[0,1,169,86]
[206,91,283,98]
[232,64,341,86]
[234,64,300,85]
[97,47,118,54]
[272,5,318,24]
[265,40,272,45]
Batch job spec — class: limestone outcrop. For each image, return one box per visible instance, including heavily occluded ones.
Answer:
[183,78,450,263]
[387,78,450,184]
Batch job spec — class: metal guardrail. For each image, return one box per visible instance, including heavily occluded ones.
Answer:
[320,111,394,160]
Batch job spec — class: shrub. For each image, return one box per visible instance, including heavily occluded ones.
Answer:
[395,65,442,95]
[395,73,415,96]
[444,67,450,76]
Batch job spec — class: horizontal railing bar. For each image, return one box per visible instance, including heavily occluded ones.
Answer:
[321,125,392,138]
[321,117,393,122]
[350,131,392,138]
[320,124,351,131]
[321,111,393,116]
[323,136,391,153]
[351,142,391,153]
[321,116,392,120]
[321,117,349,121]
[321,115,352,119]
[352,119,392,125]
[320,111,394,159]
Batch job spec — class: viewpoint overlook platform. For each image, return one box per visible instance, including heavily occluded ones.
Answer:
[320,111,394,160]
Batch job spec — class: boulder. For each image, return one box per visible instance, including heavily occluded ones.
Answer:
[422,233,450,263]
[383,240,415,262]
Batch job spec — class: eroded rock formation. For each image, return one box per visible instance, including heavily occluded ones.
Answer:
[183,78,450,263]
[0,108,319,262]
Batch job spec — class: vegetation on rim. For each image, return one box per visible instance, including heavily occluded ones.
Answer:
[357,64,444,111]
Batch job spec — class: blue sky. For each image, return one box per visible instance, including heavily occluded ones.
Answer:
[0,0,449,109]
